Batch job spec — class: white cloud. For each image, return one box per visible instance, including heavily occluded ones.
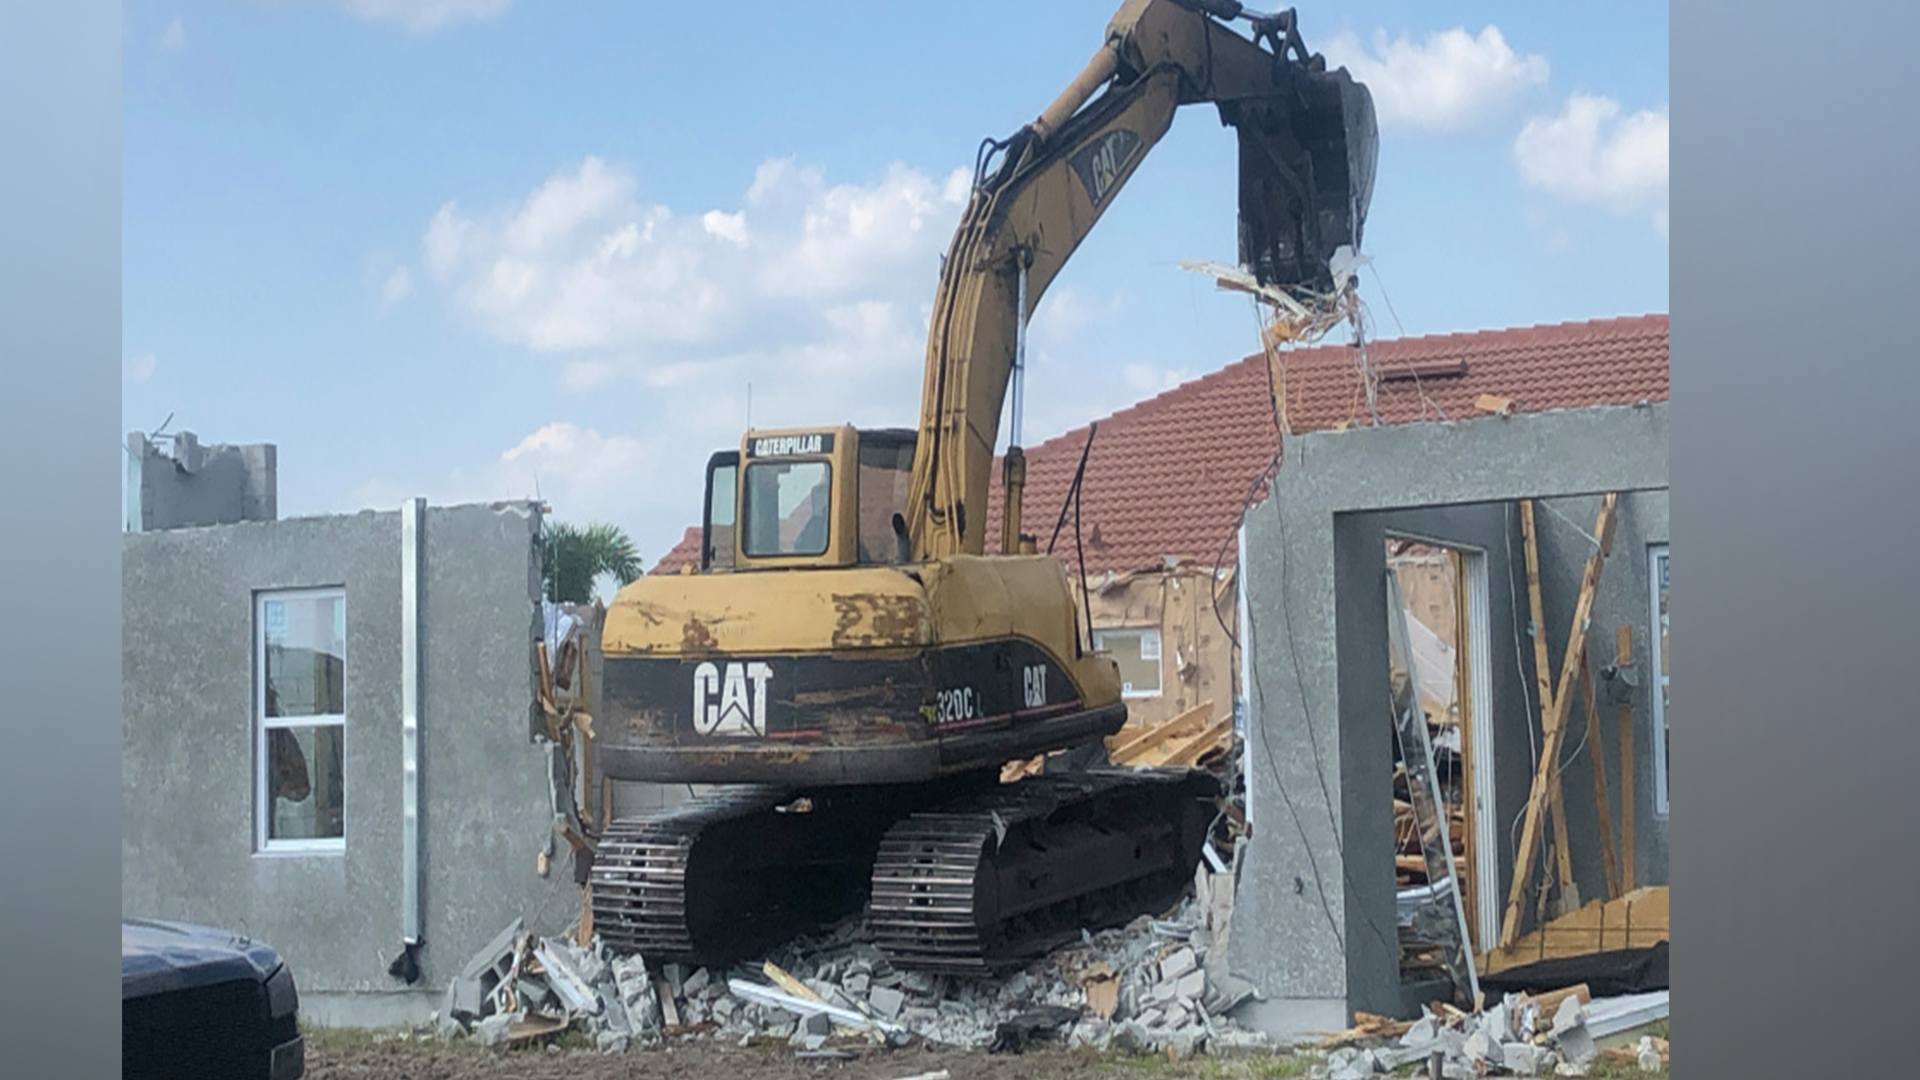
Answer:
[323,0,512,33]
[382,266,414,304]
[123,353,158,383]
[158,18,187,51]
[702,210,749,247]
[416,154,969,391]
[400,155,1171,564]
[1514,92,1669,232]
[350,422,663,531]
[1321,26,1548,133]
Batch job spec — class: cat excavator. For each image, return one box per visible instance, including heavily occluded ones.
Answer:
[587,0,1378,974]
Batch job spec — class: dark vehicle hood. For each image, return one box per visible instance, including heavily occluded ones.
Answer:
[122,917,284,1000]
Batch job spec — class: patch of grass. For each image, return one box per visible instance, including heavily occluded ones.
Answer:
[299,1022,486,1058]
[1103,1049,1310,1079]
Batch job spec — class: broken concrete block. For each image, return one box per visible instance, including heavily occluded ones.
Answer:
[868,985,906,1020]
[1502,1041,1542,1077]
[1555,1022,1598,1068]
[802,1012,832,1037]
[1483,1002,1510,1042]
[597,1031,630,1054]
[802,1032,829,1052]
[681,967,710,997]
[475,1012,516,1047]
[1159,947,1198,983]
[1551,996,1587,1037]
[1174,968,1206,1001]
[1327,1047,1375,1080]
[845,971,871,996]
[1463,1031,1494,1065]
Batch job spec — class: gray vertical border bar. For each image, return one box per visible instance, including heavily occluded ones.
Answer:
[401,497,425,944]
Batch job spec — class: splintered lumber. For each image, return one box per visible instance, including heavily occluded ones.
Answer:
[1580,662,1622,900]
[1519,500,1579,914]
[1525,983,1593,1016]
[1396,854,1468,879]
[1315,1011,1414,1047]
[1501,494,1620,949]
[1000,754,1047,782]
[1480,886,1667,975]
[1106,700,1213,763]
[1151,715,1236,768]
[1617,627,1637,893]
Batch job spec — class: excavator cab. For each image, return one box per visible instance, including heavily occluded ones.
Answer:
[698,426,920,573]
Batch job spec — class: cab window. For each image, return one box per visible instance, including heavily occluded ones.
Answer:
[743,460,832,558]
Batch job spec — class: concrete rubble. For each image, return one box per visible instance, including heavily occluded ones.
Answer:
[1311,987,1669,1079]
[435,861,1271,1058]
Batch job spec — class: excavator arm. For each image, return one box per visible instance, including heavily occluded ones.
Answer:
[902,0,1377,562]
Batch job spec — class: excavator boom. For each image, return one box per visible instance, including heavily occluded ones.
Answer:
[903,0,1376,562]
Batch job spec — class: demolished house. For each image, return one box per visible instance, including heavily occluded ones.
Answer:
[119,314,1669,1058]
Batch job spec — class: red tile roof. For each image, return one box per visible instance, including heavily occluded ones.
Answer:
[984,313,1668,576]
[651,526,701,575]
[649,313,1668,578]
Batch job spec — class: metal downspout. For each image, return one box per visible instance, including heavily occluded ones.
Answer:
[401,498,425,951]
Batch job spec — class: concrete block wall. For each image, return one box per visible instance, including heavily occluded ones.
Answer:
[122,501,568,1024]
[126,430,278,532]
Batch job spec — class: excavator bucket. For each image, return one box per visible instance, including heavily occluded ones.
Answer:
[1227,61,1378,294]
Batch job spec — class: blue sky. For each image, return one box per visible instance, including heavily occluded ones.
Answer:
[121,1,1669,577]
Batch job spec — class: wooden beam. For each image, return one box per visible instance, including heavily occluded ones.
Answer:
[1617,626,1637,893]
[1106,700,1213,763]
[1155,715,1236,768]
[1500,494,1620,949]
[1580,662,1622,901]
[1519,501,1578,915]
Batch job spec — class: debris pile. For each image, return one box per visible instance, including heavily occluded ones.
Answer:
[440,862,1270,1058]
[1312,986,1669,1079]
[438,918,664,1052]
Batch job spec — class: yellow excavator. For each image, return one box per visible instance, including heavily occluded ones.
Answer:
[588,0,1377,974]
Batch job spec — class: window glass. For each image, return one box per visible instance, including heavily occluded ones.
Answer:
[1094,627,1163,697]
[743,460,832,557]
[262,593,346,718]
[1652,545,1670,815]
[706,461,737,570]
[265,724,344,842]
[857,437,915,563]
[258,588,346,852]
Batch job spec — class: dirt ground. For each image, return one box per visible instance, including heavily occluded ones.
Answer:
[300,1029,1669,1080]
[305,1035,1148,1080]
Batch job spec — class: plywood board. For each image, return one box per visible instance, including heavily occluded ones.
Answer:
[1480,886,1667,975]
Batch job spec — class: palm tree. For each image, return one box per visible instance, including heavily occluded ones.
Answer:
[542,520,643,604]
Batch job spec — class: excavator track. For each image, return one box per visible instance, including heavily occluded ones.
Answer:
[591,768,1220,974]
[869,768,1219,974]
[589,774,992,966]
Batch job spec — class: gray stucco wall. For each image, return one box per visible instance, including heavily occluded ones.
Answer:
[123,501,568,1019]
[1230,403,1668,1038]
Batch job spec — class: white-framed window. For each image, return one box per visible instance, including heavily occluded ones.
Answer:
[1093,626,1163,698]
[1649,545,1669,817]
[256,587,347,853]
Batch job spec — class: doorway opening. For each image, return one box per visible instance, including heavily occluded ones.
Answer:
[1386,534,1498,983]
